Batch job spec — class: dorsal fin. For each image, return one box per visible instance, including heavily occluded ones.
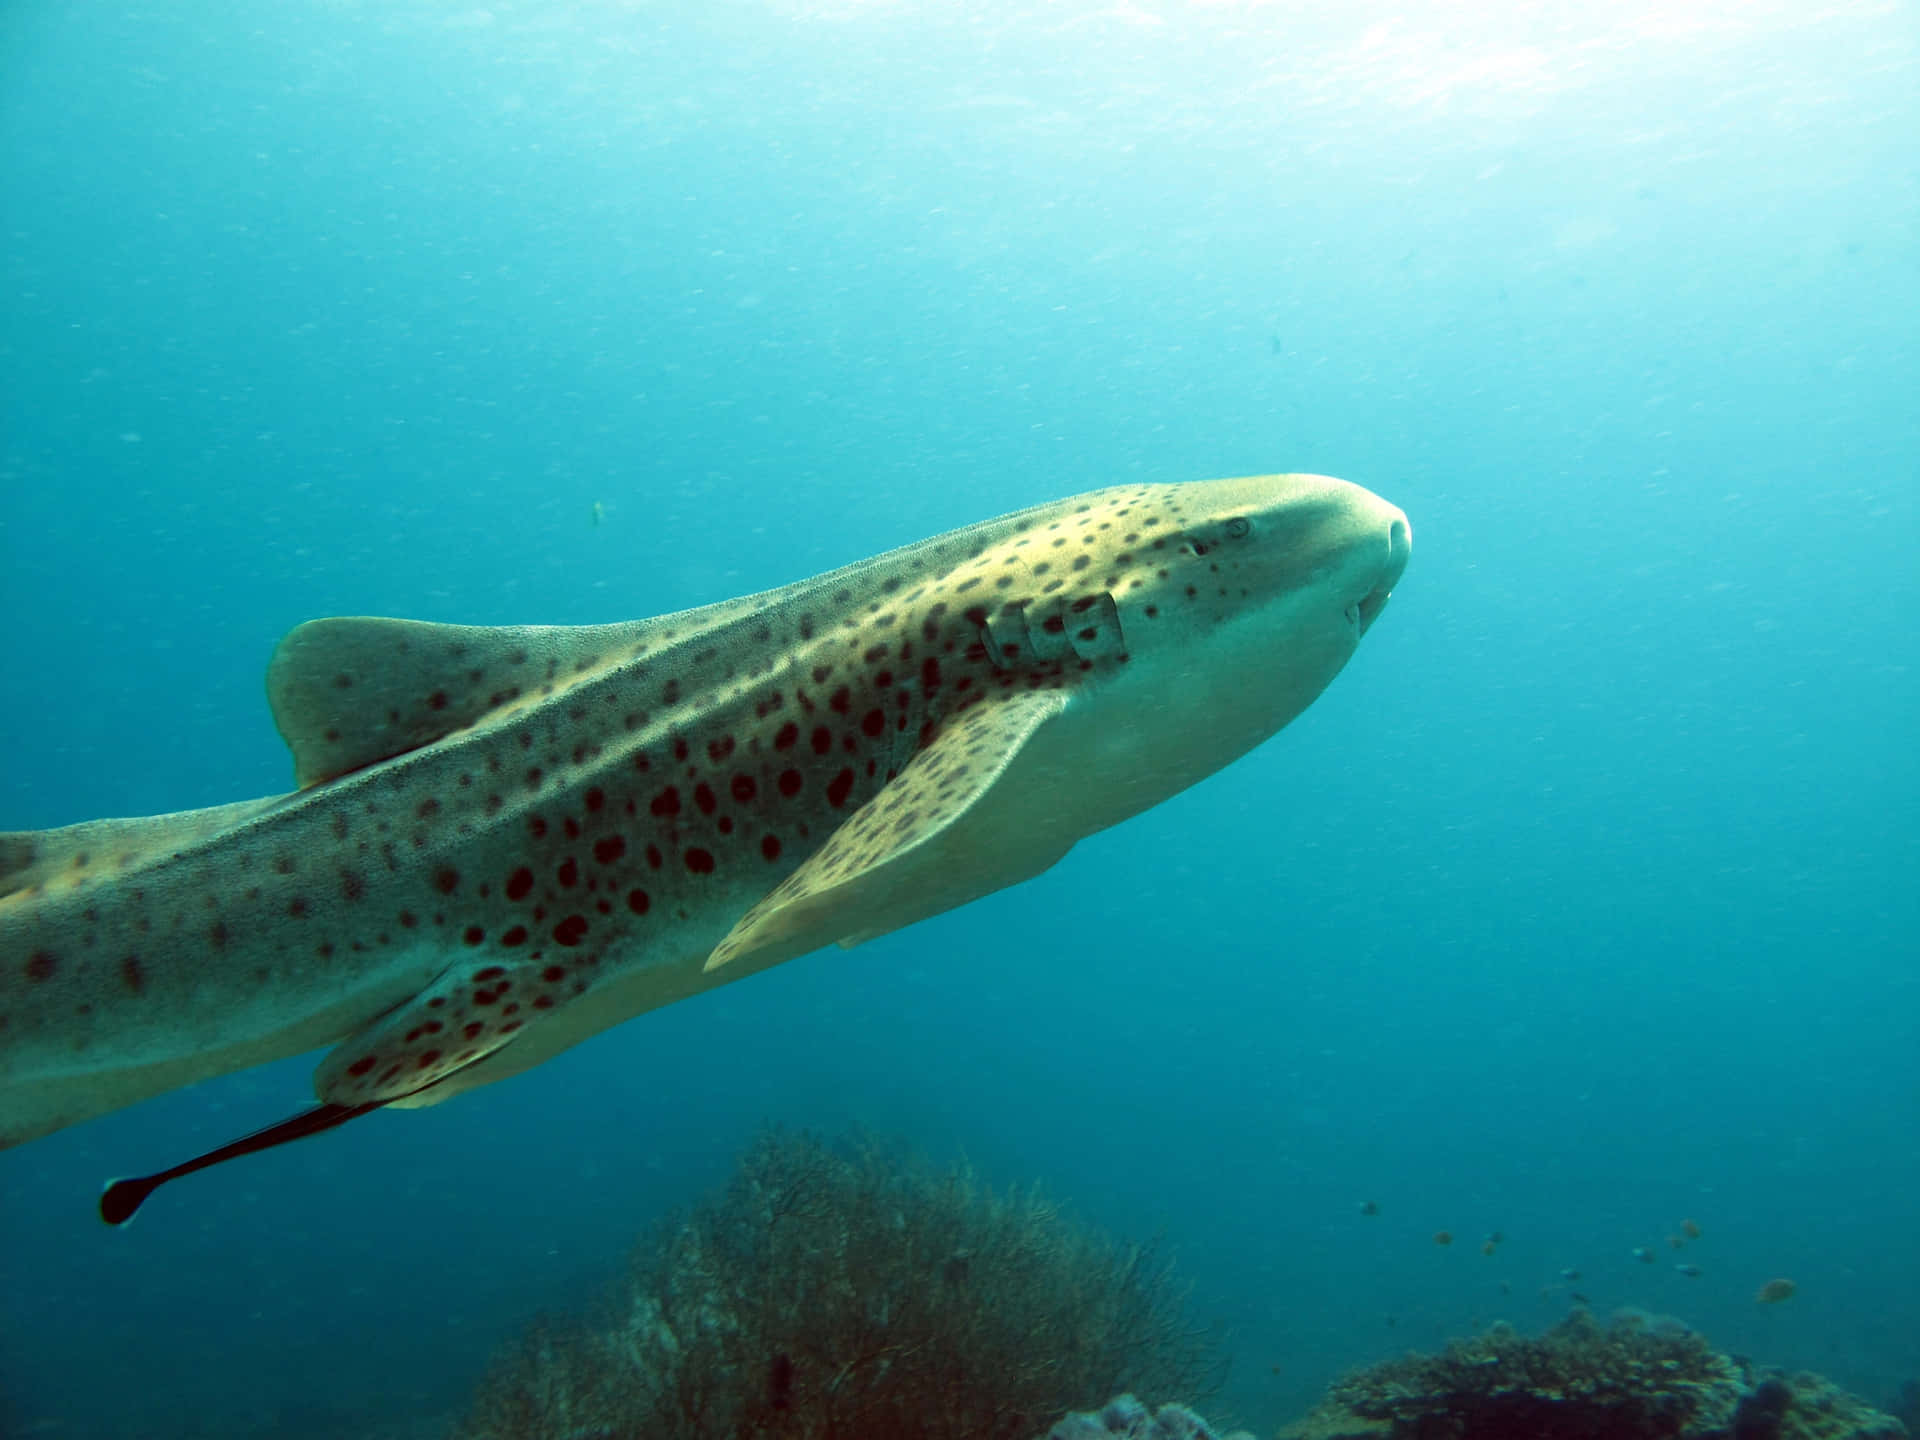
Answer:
[266,617,665,788]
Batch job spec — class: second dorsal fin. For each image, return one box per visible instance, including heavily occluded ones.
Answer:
[265,617,659,788]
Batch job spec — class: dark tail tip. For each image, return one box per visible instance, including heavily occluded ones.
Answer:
[95,1100,384,1225]
[100,1175,161,1226]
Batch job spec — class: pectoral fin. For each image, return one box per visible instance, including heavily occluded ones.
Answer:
[705,688,1071,974]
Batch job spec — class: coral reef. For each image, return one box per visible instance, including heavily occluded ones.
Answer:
[1733,1371,1909,1440]
[1044,1392,1254,1440]
[453,1129,1219,1440]
[1890,1383,1920,1435]
[1277,1310,1908,1440]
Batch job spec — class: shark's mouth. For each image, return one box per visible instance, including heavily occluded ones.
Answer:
[1350,516,1411,638]
[1352,586,1393,636]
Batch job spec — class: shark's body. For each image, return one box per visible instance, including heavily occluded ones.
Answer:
[1,474,1409,1162]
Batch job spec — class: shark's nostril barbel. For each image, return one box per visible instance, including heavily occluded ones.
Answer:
[1385,516,1412,589]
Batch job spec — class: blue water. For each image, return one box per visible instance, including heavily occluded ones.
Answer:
[2,2,1915,1435]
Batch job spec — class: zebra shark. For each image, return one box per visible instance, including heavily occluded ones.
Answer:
[0,472,1410,1220]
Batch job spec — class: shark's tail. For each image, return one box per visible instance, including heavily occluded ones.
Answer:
[0,796,290,903]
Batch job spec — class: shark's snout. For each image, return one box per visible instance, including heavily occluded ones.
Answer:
[1353,513,1411,636]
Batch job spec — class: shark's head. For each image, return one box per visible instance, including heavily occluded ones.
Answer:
[1138,470,1411,643]
[1050,472,1411,821]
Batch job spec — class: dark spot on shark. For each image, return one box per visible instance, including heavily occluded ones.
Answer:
[827,769,855,808]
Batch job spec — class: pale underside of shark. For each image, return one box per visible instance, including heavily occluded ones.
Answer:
[0,473,1409,1219]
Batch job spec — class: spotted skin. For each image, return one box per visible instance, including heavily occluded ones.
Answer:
[0,473,1409,1148]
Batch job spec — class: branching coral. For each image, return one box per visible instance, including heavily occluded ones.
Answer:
[454,1129,1220,1440]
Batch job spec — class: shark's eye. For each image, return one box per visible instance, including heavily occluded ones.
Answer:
[1223,517,1251,540]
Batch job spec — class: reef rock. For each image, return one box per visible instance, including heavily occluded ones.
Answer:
[1276,1310,1908,1440]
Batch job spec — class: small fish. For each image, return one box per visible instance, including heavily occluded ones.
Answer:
[1480,1240,1498,1257]
[1632,1246,1656,1264]
[1668,1233,1687,1249]
[1358,1199,1379,1216]
[1559,1268,1582,1282]
[1681,1218,1703,1240]
[1675,1263,1701,1277]
[1756,1277,1796,1305]
[590,499,605,527]
[1433,1230,1453,1246]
